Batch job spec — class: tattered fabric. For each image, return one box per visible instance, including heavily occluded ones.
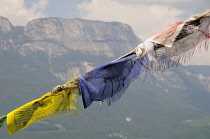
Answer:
[7,82,78,135]
[144,9,210,71]
[79,54,147,108]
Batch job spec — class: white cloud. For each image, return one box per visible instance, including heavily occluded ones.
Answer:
[0,0,48,26]
[78,0,183,40]
[117,0,191,4]
[31,0,49,11]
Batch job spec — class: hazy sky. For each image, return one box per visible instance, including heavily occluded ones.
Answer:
[0,0,209,65]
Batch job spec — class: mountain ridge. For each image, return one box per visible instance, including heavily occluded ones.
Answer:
[0,16,141,81]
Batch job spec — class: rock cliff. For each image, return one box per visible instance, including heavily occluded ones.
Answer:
[0,16,141,81]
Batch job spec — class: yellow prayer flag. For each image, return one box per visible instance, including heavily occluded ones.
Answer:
[7,88,78,135]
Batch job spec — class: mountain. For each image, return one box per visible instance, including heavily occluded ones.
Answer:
[0,16,210,139]
[0,16,141,82]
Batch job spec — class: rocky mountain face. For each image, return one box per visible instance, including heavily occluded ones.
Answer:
[0,17,13,33]
[152,67,210,92]
[0,17,141,81]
